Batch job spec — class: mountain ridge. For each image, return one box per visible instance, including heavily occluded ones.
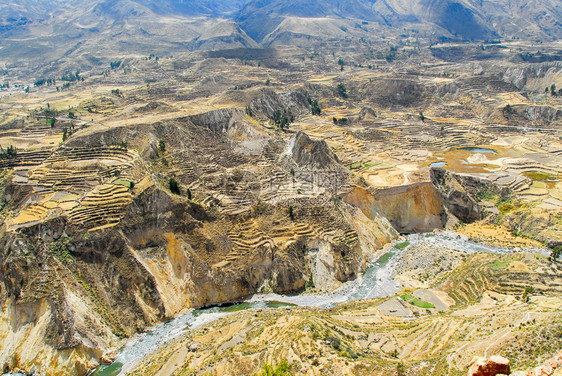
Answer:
[0,0,560,74]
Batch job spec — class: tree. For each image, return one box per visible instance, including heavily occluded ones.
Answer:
[159,140,166,153]
[502,104,515,116]
[110,60,122,70]
[337,83,348,98]
[169,178,180,194]
[551,245,561,262]
[551,84,558,96]
[338,58,345,71]
[272,108,294,130]
[62,127,68,142]
[522,286,535,302]
[0,145,17,159]
[186,188,192,200]
[307,96,322,115]
[288,205,294,220]
[419,111,425,122]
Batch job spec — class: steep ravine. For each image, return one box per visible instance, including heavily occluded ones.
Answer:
[0,177,452,376]
[0,105,498,376]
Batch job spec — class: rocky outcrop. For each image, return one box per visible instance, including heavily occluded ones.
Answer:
[248,88,310,120]
[511,349,562,376]
[357,106,378,121]
[188,108,245,133]
[502,62,562,92]
[287,131,340,170]
[523,105,562,123]
[0,217,166,375]
[344,184,446,234]
[430,168,506,223]
[283,131,350,192]
[468,355,510,376]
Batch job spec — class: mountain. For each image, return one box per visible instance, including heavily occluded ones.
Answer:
[237,0,562,44]
[0,0,560,74]
[236,0,385,42]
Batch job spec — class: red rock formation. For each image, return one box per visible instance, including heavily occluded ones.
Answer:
[468,355,510,376]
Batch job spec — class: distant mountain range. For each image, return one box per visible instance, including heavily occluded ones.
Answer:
[0,0,561,72]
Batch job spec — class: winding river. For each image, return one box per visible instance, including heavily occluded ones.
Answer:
[8,232,550,376]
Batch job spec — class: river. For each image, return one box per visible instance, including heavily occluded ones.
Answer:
[6,232,550,376]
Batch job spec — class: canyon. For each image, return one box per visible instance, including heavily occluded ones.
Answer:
[0,1,560,374]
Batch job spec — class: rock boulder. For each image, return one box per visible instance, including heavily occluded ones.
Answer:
[468,355,510,376]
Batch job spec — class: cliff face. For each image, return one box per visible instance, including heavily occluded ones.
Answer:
[344,184,446,234]
[0,105,399,375]
[430,168,503,223]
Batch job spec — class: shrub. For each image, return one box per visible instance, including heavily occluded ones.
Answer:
[337,83,348,98]
[551,245,562,262]
[272,108,294,130]
[254,360,290,376]
[169,178,180,194]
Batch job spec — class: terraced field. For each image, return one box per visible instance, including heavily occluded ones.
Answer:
[130,246,562,376]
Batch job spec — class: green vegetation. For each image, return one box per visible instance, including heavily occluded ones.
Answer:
[305,274,315,290]
[111,140,127,151]
[503,104,516,116]
[159,139,166,153]
[61,71,82,82]
[522,286,535,302]
[396,363,406,376]
[288,205,294,220]
[551,245,562,262]
[395,241,410,250]
[400,294,435,309]
[272,108,294,130]
[169,178,180,194]
[419,111,425,122]
[253,360,290,376]
[337,83,348,98]
[491,260,510,269]
[307,96,322,115]
[110,60,122,70]
[47,236,74,265]
[376,251,395,265]
[34,78,56,87]
[338,58,345,71]
[496,197,523,217]
[522,171,558,181]
[0,145,17,159]
[476,189,499,201]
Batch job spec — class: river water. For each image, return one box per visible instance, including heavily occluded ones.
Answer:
[5,233,550,376]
